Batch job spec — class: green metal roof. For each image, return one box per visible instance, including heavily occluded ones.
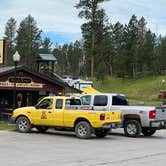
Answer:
[38,54,57,61]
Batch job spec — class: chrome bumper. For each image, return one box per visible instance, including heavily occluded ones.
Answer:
[103,123,123,129]
[150,120,166,129]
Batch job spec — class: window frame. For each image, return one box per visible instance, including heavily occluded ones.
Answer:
[36,98,53,109]
[56,99,63,109]
[80,95,91,105]
[93,95,108,106]
[112,95,128,106]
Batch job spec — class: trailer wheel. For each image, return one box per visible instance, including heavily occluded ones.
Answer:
[124,120,141,137]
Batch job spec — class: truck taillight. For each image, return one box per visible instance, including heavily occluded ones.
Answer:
[100,113,105,120]
[149,110,156,119]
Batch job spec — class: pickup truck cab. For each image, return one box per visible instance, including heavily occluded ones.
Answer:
[81,93,166,137]
[11,96,122,139]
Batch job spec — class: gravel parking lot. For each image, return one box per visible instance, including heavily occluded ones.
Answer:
[1,129,166,166]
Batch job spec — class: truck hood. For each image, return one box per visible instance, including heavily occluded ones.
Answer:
[14,106,35,112]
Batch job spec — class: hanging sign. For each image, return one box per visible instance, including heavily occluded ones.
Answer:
[0,40,4,64]
[8,77,32,83]
[0,81,44,89]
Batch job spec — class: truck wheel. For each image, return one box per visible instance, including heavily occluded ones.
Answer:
[124,120,141,137]
[75,121,92,139]
[142,128,156,136]
[16,116,31,133]
[95,129,109,138]
[36,126,48,133]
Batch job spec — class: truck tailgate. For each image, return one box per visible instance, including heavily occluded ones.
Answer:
[155,106,166,120]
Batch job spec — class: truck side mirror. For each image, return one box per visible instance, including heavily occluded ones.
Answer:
[35,105,40,109]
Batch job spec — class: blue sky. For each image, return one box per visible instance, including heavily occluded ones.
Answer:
[0,0,166,45]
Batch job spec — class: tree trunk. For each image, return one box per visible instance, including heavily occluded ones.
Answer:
[109,63,113,76]
[132,63,136,79]
[91,28,95,78]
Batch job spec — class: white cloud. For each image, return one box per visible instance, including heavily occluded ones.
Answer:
[103,0,166,35]
[0,0,82,36]
[0,0,166,42]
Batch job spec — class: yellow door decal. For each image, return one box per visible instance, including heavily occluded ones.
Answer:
[41,111,47,119]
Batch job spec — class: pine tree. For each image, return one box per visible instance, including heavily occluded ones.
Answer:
[53,41,83,77]
[71,41,83,77]
[16,15,42,66]
[39,37,52,53]
[125,15,139,79]
[156,36,166,74]
[75,0,110,77]
[142,30,156,75]
[4,17,17,65]
[110,22,126,77]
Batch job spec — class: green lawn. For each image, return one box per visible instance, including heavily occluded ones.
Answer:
[0,76,165,130]
[93,76,166,106]
[0,121,16,130]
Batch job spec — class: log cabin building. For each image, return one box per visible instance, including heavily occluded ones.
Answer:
[0,65,66,117]
[0,45,81,119]
[0,65,80,120]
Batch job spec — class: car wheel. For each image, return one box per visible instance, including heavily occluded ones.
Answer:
[75,121,92,139]
[95,129,109,138]
[142,128,156,136]
[16,116,31,133]
[36,126,48,133]
[124,120,141,137]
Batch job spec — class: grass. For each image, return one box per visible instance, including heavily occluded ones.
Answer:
[0,121,16,131]
[0,76,164,129]
[93,76,166,106]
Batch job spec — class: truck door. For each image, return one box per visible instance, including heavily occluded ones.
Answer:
[53,99,64,126]
[32,98,54,125]
[63,98,82,127]
[81,95,109,110]
[92,95,109,111]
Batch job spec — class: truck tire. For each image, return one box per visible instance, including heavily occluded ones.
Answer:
[75,121,92,139]
[124,120,141,137]
[16,116,31,133]
[95,129,109,138]
[36,126,48,133]
[142,128,156,136]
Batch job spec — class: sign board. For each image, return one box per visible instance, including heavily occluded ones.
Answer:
[0,40,4,64]
[8,77,32,83]
[0,81,44,89]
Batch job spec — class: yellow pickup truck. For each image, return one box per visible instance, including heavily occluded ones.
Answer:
[10,96,122,139]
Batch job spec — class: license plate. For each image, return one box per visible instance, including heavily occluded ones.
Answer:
[103,124,111,128]
[112,123,116,128]
[151,122,160,127]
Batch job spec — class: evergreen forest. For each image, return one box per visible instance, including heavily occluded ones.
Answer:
[3,0,166,80]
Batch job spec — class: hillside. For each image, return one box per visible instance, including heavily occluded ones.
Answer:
[94,76,166,106]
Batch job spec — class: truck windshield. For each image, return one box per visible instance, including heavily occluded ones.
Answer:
[112,95,128,105]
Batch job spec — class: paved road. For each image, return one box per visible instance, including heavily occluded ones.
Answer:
[1,129,166,166]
